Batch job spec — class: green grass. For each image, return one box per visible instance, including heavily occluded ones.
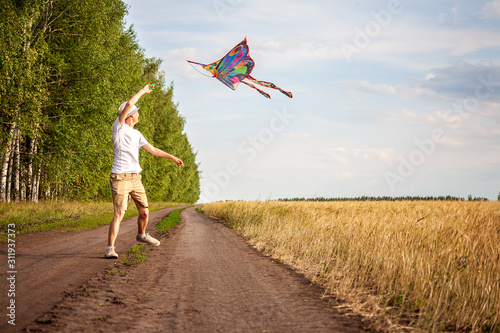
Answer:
[104,244,149,279]
[156,208,183,232]
[120,244,149,266]
[0,201,190,242]
[104,266,127,279]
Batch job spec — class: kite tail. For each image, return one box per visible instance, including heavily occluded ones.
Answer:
[241,81,271,99]
[246,75,293,98]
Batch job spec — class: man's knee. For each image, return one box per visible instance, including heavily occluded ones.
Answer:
[113,210,126,221]
[139,207,149,219]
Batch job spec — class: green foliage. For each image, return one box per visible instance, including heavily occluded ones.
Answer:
[156,208,183,232]
[0,0,200,203]
[0,201,183,241]
[122,244,148,265]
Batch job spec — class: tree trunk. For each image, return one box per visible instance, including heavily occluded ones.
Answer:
[26,138,38,201]
[33,163,41,202]
[21,139,26,201]
[13,129,21,202]
[6,140,14,203]
[0,125,16,202]
[0,151,9,202]
[31,143,40,202]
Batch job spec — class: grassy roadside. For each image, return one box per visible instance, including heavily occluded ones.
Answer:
[0,201,191,242]
[156,208,184,232]
[103,244,150,279]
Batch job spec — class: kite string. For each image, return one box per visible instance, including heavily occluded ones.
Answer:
[187,60,214,78]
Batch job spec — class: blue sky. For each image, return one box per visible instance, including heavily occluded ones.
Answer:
[122,0,500,202]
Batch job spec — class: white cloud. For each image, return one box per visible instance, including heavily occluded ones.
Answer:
[281,132,311,140]
[332,170,356,179]
[439,4,464,24]
[323,147,396,166]
[164,48,202,79]
[439,136,462,147]
[473,126,500,138]
[481,102,500,116]
[334,80,396,96]
[381,108,424,125]
[359,81,396,96]
[352,148,396,165]
[425,73,436,80]
[417,62,500,101]
[323,147,350,166]
[422,111,451,125]
[333,80,441,102]
[452,5,463,21]
[481,0,500,18]
[338,24,500,68]
[129,0,500,72]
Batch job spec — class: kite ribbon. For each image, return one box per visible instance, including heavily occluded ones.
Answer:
[245,75,293,98]
[241,81,271,99]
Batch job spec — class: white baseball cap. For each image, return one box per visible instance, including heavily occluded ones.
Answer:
[118,101,140,118]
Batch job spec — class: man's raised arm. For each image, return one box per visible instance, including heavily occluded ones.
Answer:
[119,84,153,126]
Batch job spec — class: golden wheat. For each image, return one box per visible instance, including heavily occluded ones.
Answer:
[201,200,500,332]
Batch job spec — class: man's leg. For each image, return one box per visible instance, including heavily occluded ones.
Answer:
[107,173,130,258]
[108,210,126,247]
[129,174,159,246]
[137,206,149,235]
[135,205,160,246]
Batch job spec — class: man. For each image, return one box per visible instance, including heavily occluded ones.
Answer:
[105,84,183,259]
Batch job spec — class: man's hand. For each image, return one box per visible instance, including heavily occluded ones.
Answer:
[143,144,184,167]
[119,84,154,125]
[142,83,154,94]
[174,157,184,167]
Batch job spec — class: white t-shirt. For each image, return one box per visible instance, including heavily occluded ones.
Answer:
[111,117,149,174]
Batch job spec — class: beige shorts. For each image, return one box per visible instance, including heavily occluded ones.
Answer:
[110,173,149,212]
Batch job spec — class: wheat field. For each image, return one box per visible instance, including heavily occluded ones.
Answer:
[201,200,500,332]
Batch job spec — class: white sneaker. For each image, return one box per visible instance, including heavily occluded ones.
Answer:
[136,233,160,246]
[105,246,118,259]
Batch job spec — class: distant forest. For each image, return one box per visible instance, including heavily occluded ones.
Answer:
[277,195,490,202]
[0,0,200,203]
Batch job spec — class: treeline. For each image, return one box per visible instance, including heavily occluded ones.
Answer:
[277,196,490,202]
[0,0,200,203]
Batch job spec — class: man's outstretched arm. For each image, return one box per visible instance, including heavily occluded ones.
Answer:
[142,143,184,167]
[119,84,153,126]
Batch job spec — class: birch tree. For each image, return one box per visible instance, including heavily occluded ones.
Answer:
[0,0,200,203]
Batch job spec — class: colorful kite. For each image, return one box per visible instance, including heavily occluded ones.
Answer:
[187,37,293,99]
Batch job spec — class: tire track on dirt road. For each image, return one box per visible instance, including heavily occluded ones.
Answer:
[21,207,366,332]
[0,206,181,332]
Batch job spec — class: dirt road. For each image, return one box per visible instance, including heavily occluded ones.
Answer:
[1,207,366,332]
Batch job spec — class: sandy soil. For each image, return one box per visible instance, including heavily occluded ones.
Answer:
[1,206,368,332]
